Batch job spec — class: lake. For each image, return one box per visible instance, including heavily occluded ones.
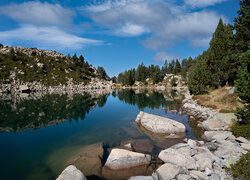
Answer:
[0,89,203,180]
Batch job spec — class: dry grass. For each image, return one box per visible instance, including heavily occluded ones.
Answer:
[193,86,243,113]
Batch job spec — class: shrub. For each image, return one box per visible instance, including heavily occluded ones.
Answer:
[231,122,250,140]
[170,77,177,87]
[226,152,250,179]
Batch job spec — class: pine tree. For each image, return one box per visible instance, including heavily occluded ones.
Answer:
[9,47,15,60]
[175,59,181,73]
[111,76,117,83]
[79,55,84,64]
[152,65,161,84]
[72,53,78,61]
[188,58,212,95]
[207,19,235,86]
[234,0,250,53]
[187,57,194,69]
[97,66,107,79]
[168,60,175,74]
[235,50,250,124]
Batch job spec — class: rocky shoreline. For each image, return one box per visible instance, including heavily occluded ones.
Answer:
[56,93,249,180]
[0,77,113,94]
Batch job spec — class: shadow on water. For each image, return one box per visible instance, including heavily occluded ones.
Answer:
[0,89,203,180]
[0,92,110,132]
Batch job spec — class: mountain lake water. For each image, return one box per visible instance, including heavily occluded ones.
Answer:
[0,89,203,180]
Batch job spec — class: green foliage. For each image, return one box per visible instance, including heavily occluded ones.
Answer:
[0,47,101,86]
[235,50,250,103]
[152,65,162,84]
[188,57,212,95]
[226,152,250,179]
[175,59,181,73]
[111,76,117,83]
[234,0,250,53]
[170,78,177,87]
[231,122,250,139]
[9,47,15,60]
[97,66,107,79]
[207,19,235,86]
[235,50,250,124]
[188,1,249,94]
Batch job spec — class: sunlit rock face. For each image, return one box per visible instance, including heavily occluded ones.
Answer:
[136,111,186,135]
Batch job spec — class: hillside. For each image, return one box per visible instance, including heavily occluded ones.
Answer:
[0,44,105,86]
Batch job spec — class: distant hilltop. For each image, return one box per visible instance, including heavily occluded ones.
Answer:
[0,44,112,93]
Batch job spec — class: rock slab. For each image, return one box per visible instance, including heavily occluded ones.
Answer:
[136,111,186,134]
[56,165,86,180]
[104,149,151,170]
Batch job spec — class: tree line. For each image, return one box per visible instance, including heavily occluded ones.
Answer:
[69,53,108,79]
[113,57,194,85]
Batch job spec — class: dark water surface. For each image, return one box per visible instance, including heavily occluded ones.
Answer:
[0,89,203,180]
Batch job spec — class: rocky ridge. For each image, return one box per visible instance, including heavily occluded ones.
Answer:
[0,77,113,94]
[0,45,113,93]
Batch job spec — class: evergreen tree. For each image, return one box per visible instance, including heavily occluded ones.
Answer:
[97,66,107,79]
[72,53,78,62]
[188,57,212,95]
[152,65,161,84]
[79,55,84,64]
[118,73,125,84]
[168,60,175,74]
[234,0,250,53]
[175,59,181,73]
[162,60,168,74]
[9,47,15,60]
[235,50,250,124]
[125,70,134,86]
[207,19,235,86]
[111,76,117,83]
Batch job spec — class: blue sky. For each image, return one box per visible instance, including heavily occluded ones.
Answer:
[0,0,239,76]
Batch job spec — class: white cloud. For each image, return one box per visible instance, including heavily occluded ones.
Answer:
[0,1,75,26]
[115,23,150,36]
[184,0,229,8]
[0,25,103,50]
[153,52,181,62]
[82,0,226,49]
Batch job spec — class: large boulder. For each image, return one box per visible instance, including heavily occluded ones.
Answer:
[158,148,197,170]
[135,112,186,135]
[156,163,184,180]
[56,165,86,180]
[201,113,236,131]
[104,149,151,170]
[19,84,29,92]
[202,131,234,141]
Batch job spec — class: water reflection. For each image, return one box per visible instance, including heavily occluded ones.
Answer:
[0,92,110,132]
[0,89,184,133]
[0,89,203,180]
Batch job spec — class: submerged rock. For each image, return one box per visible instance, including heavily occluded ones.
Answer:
[121,139,154,154]
[104,149,151,170]
[135,111,186,135]
[66,143,104,177]
[56,165,86,180]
